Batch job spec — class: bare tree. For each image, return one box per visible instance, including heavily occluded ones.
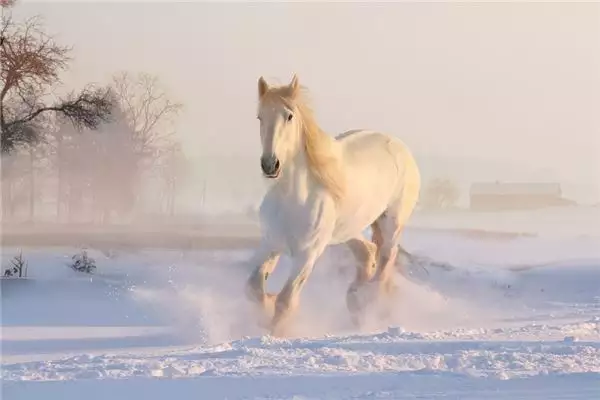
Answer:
[157,142,189,217]
[110,71,183,160]
[1,0,17,6]
[1,0,18,13]
[0,13,113,154]
[421,178,461,210]
[50,105,139,224]
[1,146,27,219]
[87,106,140,224]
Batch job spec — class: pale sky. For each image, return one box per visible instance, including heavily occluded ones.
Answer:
[9,1,600,209]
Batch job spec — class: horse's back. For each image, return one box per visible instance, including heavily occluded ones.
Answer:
[335,129,416,169]
[334,129,372,141]
[335,129,385,144]
[329,128,420,243]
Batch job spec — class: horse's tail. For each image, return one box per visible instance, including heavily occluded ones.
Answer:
[395,244,430,278]
[395,245,456,281]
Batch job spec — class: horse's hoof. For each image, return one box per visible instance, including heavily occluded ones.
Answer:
[247,292,277,330]
[376,279,400,321]
[349,311,365,329]
[347,278,400,327]
[346,281,379,324]
[269,319,290,337]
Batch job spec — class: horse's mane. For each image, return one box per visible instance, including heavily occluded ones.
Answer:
[260,84,345,203]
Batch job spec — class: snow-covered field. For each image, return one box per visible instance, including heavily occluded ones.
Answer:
[2,216,600,399]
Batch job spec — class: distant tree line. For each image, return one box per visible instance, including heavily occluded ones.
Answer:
[1,1,189,223]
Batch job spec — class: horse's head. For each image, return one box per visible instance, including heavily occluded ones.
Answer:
[256,74,303,179]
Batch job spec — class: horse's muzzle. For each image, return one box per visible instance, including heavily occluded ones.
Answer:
[261,155,281,178]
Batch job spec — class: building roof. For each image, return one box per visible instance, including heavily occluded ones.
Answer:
[470,182,562,196]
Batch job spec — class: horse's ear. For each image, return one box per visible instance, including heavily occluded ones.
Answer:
[258,76,269,98]
[289,74,300,96]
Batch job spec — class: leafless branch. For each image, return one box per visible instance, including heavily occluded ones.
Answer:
[1,14,114,154]
[110,71,183,159]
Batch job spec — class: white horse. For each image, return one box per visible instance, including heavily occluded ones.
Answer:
[245,74,421,336]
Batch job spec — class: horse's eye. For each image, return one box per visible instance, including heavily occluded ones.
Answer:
[287,113,293,122]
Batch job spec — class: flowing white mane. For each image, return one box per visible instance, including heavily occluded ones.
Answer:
[259,83,346,202]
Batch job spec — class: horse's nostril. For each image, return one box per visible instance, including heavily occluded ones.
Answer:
[261,156,280,176]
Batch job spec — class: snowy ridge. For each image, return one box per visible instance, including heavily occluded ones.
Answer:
[3,326,600,382]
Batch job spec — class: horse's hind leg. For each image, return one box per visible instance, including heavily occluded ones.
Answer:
[372,188,419,317]
[371,219,384,264]
[347,213,399,325]
[345,235,378,327]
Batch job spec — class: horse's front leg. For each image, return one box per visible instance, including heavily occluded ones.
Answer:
[245,243,281,328]
[269,248,323,337]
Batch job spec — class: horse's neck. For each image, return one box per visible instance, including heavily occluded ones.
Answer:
[276,130,341,202]
[277,150,312,200]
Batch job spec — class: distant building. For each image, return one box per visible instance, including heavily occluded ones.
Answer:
[469,182,575,211]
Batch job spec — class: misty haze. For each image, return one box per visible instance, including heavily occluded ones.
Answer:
[1,2,599,399]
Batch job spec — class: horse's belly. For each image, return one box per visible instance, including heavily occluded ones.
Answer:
[330,162,400,244]
[330,212,380,244]
[330,188,394,244]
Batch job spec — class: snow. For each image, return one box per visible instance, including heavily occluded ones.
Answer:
[2,216,600,399]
